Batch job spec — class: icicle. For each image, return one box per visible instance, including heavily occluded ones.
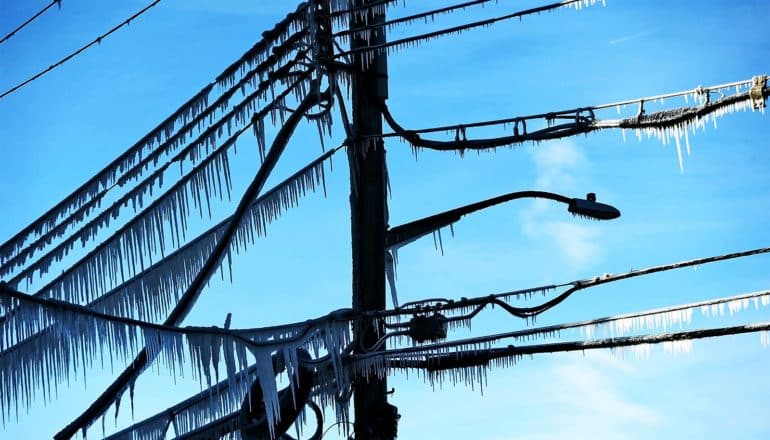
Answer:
[663,339,692,355]
[385,250,399,308]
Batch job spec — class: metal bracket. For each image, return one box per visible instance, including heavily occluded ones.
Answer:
[750,75,767,110]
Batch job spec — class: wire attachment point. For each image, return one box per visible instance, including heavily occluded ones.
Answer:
[408,313,448,343]
[750,75,767,109]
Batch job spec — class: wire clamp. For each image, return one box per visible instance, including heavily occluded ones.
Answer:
[408,313,448,343]
[750,75,767,110]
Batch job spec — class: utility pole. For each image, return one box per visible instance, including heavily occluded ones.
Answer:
[348,0,397,438]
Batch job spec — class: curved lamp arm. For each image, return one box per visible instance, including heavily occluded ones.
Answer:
[386,190,619,249]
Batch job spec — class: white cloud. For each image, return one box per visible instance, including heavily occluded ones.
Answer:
[490,353,662,440]
[391,352,663,440]
[522,141,603,269]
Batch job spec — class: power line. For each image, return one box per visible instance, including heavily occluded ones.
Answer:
[384,321,770,372]
[0,32,310,273]
[0,0,162,100]
[0,53,310,280]
[378,76,764,139]
[4,74,312,293]
[53,86,328,440]
[333,0,497,38]
[335,0,599,58]
[0,0,61,46]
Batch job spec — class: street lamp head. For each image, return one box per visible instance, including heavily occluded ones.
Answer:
[568,193,621,220]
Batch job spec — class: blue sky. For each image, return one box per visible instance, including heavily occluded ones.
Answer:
[1,0,769,438]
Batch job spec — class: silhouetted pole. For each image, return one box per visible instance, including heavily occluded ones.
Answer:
[348,0,396,438]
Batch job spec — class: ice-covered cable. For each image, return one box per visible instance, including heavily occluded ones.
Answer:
[0,11,313,270]
[2,75,313,311]
[2,72,313,287]
[379,246,770,326]
[0,48,312,278]
[334,0,520,40]
[0,0,163,100]
[335,0,603,60]
[0,283,348,436]
[54,86,327,440]
[380,321,770,376]
[379,76,767,166]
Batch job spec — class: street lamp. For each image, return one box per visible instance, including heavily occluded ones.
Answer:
[386,190,620,249]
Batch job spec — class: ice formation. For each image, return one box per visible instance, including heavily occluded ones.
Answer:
[0,283,353,438]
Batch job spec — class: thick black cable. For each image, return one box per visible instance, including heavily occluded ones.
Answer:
[381,246,770,326]
[381,101,594,151]
[0,0,162,100]
[0,0,60,45]
[375,78,767,141]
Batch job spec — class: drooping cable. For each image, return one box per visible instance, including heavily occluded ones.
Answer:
[356,290,770,365]
[0,0,61,45]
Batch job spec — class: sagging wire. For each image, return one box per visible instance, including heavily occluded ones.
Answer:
[356,288,770,370]
[378,246,770,329]
[1,62,311,281]
[375,75,767,143]
[381,101,595,152]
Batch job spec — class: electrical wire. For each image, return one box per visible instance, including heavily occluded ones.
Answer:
[0,59,310,281]
[358,289,770,366]
[378,79,767,158]
[375,76,765,140]
[0,144,345,359]
[5,72,313,288]
[0,34,311,271]
[0,0,162,100]
[0,0,61,46]
[54,86,328,440]
[379,246,770,325]
[386,321,770,372]
[333,0,499,38]
[335,0,594,58]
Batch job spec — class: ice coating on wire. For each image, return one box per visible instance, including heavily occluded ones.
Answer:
[0,284,352,438]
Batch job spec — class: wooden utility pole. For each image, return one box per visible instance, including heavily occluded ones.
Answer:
[348,0,396,438]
